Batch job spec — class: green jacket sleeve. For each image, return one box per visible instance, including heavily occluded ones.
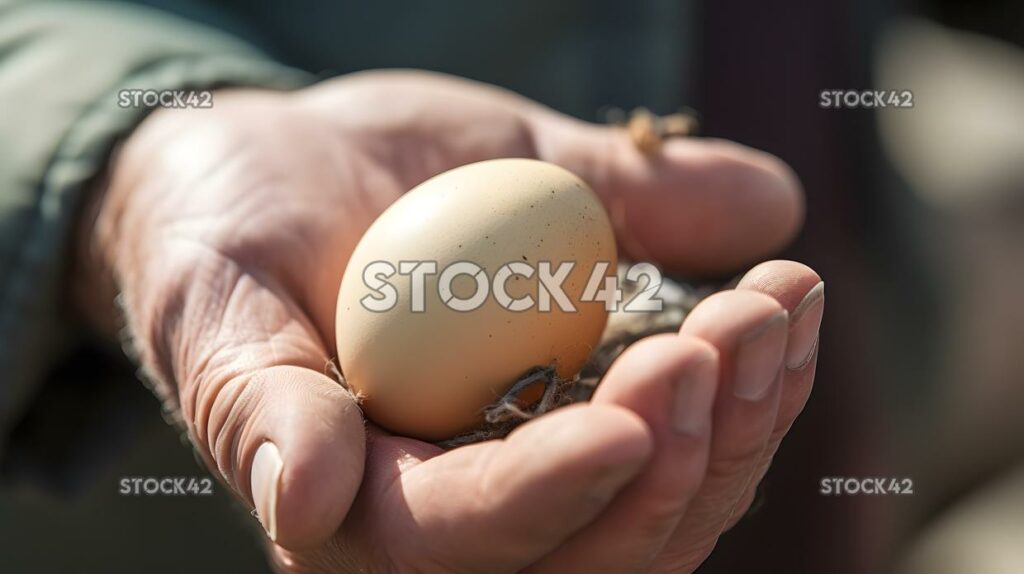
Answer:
[0,0,313,465]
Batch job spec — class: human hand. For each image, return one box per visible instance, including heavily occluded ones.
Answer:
[79,70,820,572]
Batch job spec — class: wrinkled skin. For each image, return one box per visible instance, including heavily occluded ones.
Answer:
[80,71,823,573]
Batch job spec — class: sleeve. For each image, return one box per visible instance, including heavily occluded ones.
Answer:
[0,0,314,472]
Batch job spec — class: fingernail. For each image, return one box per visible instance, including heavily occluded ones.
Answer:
[589,462,644,502]
[786,282,825,370]
[672,356,718,435]
[252,441,283,541]
[734,311,788,400]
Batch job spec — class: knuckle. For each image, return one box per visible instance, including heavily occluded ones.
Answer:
[199,368,263,485]
[179,344,266,484]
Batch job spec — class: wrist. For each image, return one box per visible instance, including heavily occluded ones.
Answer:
[70,105,170,342]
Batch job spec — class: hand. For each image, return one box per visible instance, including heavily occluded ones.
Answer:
[80,70,820,572]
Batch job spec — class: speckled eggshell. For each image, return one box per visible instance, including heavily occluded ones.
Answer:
[336,159,617,440]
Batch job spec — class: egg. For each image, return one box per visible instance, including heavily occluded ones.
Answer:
[336,159,617,440]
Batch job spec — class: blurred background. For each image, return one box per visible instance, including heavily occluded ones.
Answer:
[1,0,1022,572]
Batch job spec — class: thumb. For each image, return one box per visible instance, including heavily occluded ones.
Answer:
[238,366,364,550]
[124,250,364,551]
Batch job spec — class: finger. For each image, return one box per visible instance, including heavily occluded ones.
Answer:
[533,334,717,573]
[123,248,365,551]
[334,404,653,573]
[737,260,823,433]
[653,290,788,572]
[530,114,804,275]
[724,260,823,529]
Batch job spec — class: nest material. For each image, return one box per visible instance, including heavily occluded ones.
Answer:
[435,265,711,448]
[604,107,699,153]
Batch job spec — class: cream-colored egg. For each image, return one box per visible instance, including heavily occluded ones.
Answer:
[336,159,616,440]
